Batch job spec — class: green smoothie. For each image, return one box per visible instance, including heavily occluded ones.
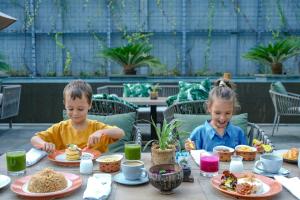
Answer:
[125,143,141,160]
[6,150,26,172]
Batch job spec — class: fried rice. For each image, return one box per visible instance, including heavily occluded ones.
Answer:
[27,168,67,193]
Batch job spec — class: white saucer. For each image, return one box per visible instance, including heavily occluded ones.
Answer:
[0,174,11,189]
[253,167,290,178]
[113,173,149,185]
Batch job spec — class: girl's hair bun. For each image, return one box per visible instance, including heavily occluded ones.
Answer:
[214,78,235,90]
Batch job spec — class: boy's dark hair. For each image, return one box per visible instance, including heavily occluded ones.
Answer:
[63,80,93,104]
[207,78,240,113]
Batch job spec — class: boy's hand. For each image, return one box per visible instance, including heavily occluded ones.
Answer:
[185,139,195,151]
[88,131,103,147]
[43,142,55,153]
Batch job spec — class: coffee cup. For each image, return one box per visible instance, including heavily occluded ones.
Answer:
[121,160,148,180]
[254,154,283,173]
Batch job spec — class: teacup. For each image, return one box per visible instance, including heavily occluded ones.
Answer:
[254,154,283,174]
[121,160,148,180]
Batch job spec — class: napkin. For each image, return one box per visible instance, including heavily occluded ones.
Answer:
[26,148,47,167]
[274,175,300,200]
[83,173,112,200]
[190,150,206,166]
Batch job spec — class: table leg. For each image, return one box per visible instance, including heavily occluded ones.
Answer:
[150,105,158,140]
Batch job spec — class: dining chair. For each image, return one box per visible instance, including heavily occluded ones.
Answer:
[0,84,22,128]
[269,89,300,136]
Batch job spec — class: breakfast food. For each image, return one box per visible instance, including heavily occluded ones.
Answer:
[213,146,234,162]
[186,140,195,150]
[65,144,82,161]
[97,154,123,173]
[219,171,264,195]
[283,148,299,161]
[236,146,253,152]
[235,145,257,161]
[27,168,67,193]
[252,139,273,153]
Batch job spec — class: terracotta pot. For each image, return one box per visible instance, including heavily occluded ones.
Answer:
[150,91,158,99]
[151,144,176,165]
[271,63,283,74]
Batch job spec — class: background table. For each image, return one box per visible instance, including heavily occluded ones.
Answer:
[0,153,299,200]
[121,97,168,139]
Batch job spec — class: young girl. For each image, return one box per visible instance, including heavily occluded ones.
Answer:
[31,80,125,153]
[185,79,247,151]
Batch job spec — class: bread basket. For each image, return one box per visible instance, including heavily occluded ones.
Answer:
[213,146,234,162]
[96,154,123,173]
[235,145,257,161]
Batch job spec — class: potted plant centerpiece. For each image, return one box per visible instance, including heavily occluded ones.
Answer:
[243,37,300,74]
[144,119,181,165]
[150,83,160,99]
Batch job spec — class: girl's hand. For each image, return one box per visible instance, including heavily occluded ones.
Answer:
[43,142,55,153]
[88,131,103,147]
[185,139,195,151]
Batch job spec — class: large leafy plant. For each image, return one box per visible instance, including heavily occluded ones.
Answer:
[99,42,164,75]
[144,119,182,151]
[243,37,300,74]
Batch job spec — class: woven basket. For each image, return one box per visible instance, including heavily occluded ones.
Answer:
[213,146,235,162]
[235,145,257,161]
[151,144,176,165]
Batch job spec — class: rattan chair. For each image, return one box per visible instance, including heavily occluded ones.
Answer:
[269,89,300,136]
[89,99,141,144]
[163,100,274,148]
[0,85,22,128]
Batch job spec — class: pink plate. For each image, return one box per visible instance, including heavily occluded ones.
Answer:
[211,173,282,200]
[48,149,101,167]
[10,172,82,200]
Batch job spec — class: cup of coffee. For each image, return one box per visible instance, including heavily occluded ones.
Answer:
[121,160,147,180]
[254,154,283,173]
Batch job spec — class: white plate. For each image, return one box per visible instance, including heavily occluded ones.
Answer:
[55,152,93,162]
[253,167,290,178]
[0,174,11,189]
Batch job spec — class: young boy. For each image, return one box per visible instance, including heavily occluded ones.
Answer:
[31,80,125,153]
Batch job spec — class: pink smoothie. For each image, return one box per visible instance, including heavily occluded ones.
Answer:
[200,155,219,173]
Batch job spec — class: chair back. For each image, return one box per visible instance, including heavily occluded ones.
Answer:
[0,85,21,119]
[89,99,137,116]
[163,100,207,123]
[269,90,300,116]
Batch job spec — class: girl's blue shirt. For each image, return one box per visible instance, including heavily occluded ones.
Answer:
[189,120,247,151]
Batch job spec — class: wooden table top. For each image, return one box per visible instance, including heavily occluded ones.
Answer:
[0,153,299,200]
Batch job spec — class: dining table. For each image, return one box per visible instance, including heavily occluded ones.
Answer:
[121,97,168,139]
[0,152,299,200]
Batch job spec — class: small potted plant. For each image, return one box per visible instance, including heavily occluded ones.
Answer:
[144,119,181,165]
[150,83,160,99]
[243,37,300,74]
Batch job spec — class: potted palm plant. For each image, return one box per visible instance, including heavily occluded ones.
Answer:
[243,37,300,74]
[99,42,165,75]
[150,83,160,99]
[144,119,181,165]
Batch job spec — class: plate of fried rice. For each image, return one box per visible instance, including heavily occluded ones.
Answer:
[48,149,101,167]
[10,168,82,199]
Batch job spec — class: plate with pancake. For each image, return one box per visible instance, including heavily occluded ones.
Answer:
[273,148,298,164]
[48,148,101,167]
[11,170,82,200]
[211,171,282,200]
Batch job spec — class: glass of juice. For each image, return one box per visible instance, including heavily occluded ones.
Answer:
[125,142,141,160]
[6,150,26,176]
[200,152,219,177]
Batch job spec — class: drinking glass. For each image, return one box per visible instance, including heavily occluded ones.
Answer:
[124,141,141,160]
[200,152,219,177]
[6,150,26,176]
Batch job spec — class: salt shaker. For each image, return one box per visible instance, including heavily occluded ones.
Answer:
[80,154,93,175]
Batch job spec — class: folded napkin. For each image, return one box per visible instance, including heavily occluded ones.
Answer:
[26,148,47,167]
[83,173,112,200]
[190,150,206,166]
[274,175,300,200]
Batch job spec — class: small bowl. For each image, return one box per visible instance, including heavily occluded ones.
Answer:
[96,154,123,173]
[148,164,183,194]
[213,146,235,162]
[235,145,257,161]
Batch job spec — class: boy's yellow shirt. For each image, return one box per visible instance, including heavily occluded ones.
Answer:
[36,119,117,153]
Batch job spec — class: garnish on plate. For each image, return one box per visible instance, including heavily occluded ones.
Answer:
[220,170,237,190]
